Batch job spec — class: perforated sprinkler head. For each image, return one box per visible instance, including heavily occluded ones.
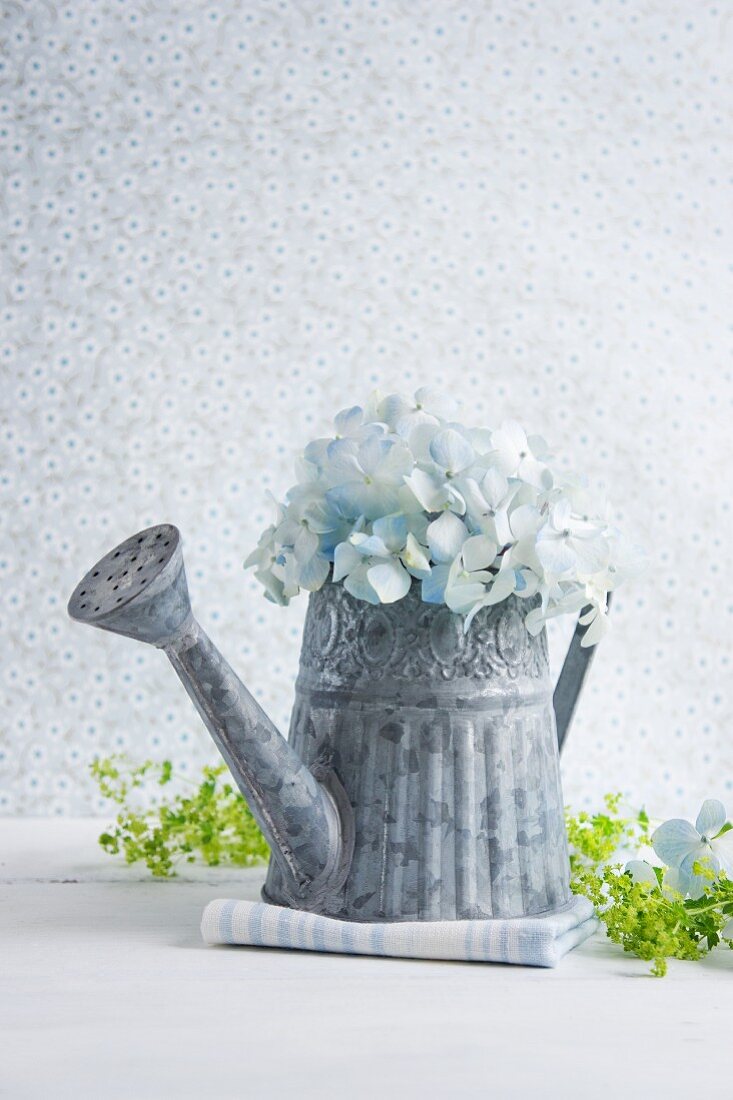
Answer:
[67,523,192,646]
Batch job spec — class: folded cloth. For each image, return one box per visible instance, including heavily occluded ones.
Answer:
[201,894,598,968]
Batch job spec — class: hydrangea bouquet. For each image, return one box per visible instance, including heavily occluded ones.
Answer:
[245,388,642,645]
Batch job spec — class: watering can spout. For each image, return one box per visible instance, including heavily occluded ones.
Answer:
[67,524,349,904]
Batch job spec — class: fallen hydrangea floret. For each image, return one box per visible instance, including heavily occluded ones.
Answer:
[645,799,733,898]
[245,388,644,643]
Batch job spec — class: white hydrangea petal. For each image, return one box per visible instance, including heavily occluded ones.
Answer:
[274,552,302,598]
[695,799,727,839]
[343,563,380,605]
[551,498,572,531]
[244,541,268,569]
[319,521,354,557]
[711,829,733,876]
[568,515,602,538]
[493,419,526,453]
[276,514,301,546]
[651,819,703,869]
[454,476,487,520]
[661,866,684,898]
[578,604,597,626]
[509,504,541,541]
[518,455,551,490]
[535,537,576,575]
[357,434,392,476]
[302,438,331,472]
[301,500,335,535]
[491,420,526,474]
[427,511,469,563]
[349,532,390,558]
[462,534,498,572]
[625,860,659,890]
[483,567,517,605]
[402,532,431,576]
[481,467,509,509]
[429,428,475,476]
[524,606,546,635]
[298,554,330,592]
[445,580,488,614]
[579,608,610,647]
[515,569,539,598]
[332,541,363,582]
[490,510,513,549]
[378,393,412,429]
[367,559,412,604]
[295,453,321,484]
[393,411,434,438]
[327,481,401,521]
[372,512,408,551]
[256,567,288,605]
[463,597,489,632]
[405,421,440,463]
[466,426,494,454]
[324,438,363,483]
[415,385,457,420]
[551,587,587,615]
[446,483,467,516]
[572,536,610,576]
[334,405,363,437]
[679,847,719,898]
[362,390,383,423]
[421,563,451,604]
[378,441,414,482]
[403,468,448,512]
[294,526,319,563]
[404,511,430,542]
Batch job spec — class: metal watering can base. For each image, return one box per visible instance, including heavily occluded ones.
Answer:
[265,581,569,922]
[68,525,599,926]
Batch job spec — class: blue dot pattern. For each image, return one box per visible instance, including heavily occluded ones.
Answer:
[0,1,730,817]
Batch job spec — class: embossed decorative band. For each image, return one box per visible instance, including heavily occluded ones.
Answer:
[299,582,551,690]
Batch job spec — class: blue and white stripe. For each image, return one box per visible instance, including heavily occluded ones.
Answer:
[201,895,597,968]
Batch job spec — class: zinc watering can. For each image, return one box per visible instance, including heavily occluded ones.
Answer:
[68,524,601,922]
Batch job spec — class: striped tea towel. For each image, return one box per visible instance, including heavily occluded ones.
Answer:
[201,894,598,967]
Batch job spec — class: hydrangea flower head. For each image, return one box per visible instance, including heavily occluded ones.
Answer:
[245,389,643,642]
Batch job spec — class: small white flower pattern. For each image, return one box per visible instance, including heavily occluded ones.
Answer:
[0,1,731,816]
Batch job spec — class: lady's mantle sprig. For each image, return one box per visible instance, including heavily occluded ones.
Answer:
[89,759,732,977]
[245,388,643,643]
[90,756,269,876]
[569,796,733,976]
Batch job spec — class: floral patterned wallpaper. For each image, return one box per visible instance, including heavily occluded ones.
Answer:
[1,0,731,817]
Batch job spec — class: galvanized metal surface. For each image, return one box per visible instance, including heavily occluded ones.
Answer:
[68,525,345,904]
[263,581,570,921]
[553,591,611,751]
[69,524,593,924]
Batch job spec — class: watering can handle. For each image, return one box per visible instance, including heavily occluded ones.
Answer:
[553,592,612,753]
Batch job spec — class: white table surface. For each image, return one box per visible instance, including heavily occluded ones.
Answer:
[2,819,731,1100]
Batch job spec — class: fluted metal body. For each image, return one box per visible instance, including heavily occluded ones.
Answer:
[263,582,571,921]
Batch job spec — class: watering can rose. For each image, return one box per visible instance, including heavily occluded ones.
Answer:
[245,389,643,645]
